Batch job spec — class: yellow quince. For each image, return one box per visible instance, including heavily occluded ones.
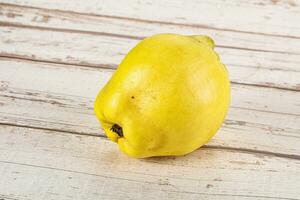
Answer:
[94,33,230,158]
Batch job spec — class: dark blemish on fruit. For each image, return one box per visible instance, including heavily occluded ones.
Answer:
[131,96,135,99]
[110,124,123,137]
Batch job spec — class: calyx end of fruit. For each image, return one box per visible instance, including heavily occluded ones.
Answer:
[110,124,124,137]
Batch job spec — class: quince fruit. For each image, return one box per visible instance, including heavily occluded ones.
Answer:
[95,34,230,158]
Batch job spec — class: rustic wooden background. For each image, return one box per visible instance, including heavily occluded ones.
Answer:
[0,0,300,199]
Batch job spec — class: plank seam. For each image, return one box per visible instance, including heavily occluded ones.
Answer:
[1,2,300,40]
[1,21,299,55]
[1,122,299,161]
[0,121,103,138]
[1,55,299,92]
[1,160,299,199]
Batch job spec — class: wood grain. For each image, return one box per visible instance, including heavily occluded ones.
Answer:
[0,125,299,200]
[1,3,299,54]
[0,1,300,199]
[1,0,300,37]
[0,58,299,158]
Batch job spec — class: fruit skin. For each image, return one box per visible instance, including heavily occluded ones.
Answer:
[94,33,230,158]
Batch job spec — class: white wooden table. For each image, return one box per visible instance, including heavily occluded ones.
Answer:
[0,1,300,199]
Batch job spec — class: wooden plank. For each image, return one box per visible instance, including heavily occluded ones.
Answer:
[0,26,300,90]
[1,3,300,54]
[0,1,299,200]
[0,58,299,157]
[1,0,300,38]
[0,125,299,200]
